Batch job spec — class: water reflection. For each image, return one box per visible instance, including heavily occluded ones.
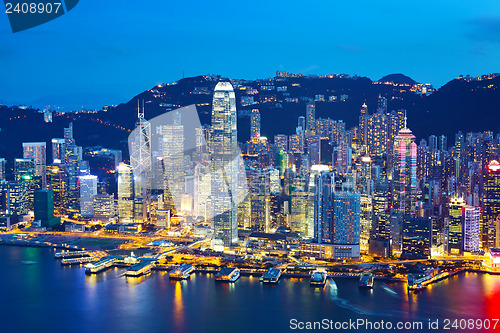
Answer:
[125,272,152,285]
[173,280,185,329]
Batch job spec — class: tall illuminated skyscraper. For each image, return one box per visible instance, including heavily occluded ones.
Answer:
[161,111,184,213]
[360,194,373,251]
[130,101,152,222]
[47,161,67,215]
[0,181,29,216]
[306,103,316,136]
[117,163,134,222]
[274,134,287,152]
[392,117,417,215]
[0,158,5,181]
[358,103,368,148]
[367,111,388,157]
[63,123,82,210]
[307,135,321,166]
[23,142,46,188]
[51,138,66,163]
[79,175,98,217]
[14,158,35,181]
[447,197,466,255]
[250,109,261,140]
[211,82,239,247]
[289,134,304,153]
[463,206,481,253]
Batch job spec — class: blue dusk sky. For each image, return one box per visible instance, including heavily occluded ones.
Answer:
[0,0,500,110]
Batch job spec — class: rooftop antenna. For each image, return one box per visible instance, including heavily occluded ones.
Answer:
[138,99,144,119]
[404,110,407,129]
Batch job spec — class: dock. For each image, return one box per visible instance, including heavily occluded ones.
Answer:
[61,256,98,266]
[55,251,89,259]
[260,268,282,283]
[85,256,118,274]
[125,261,155,277]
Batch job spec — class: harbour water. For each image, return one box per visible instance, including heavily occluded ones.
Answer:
[2,246,500,333]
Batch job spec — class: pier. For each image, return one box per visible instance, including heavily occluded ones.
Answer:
[85,257,118,274]
[55,251,89,259]
[61,257,98,266]
[125,261,155,277]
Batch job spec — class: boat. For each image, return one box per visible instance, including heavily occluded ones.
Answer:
[413,283,426,292]
[310,269,328,287]
[260,268,282,283]
[169,264,195,280]
[215,267,240,282]
[359,271,374,288]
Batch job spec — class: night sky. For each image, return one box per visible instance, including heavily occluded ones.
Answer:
[1,0,500,110]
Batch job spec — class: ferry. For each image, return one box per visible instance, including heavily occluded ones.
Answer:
[358,271,374,288]
[260,268,282,284]
[169,264,195,280]
[310,269,328,287]
[215,267,240,282]
[125,261,154,277]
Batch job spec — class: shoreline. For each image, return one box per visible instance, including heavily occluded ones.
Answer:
[3,242,499,281]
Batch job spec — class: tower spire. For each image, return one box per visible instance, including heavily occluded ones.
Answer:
[404,110,407,129]
[138,99,144,120]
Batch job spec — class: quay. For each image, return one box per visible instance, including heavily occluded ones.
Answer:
[125,261,155,277]
[260,268,282,283]
[85,256,119,274]
[61,256,98,266]
[55,251,89,259]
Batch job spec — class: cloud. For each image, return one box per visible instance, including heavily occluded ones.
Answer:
[465,16,500,43]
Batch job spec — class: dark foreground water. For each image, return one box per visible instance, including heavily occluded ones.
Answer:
[2,247,500,333]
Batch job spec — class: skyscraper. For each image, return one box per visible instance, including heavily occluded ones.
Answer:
[447,196,466,255]
[34,190,59,227]
[161,111,184,213]
[305,103,316,136]
[247,167,271,232]
[333,141,352,174]
[79,175,98,217]
[14,158,35,181]
[250,109,261,140]
[211,82,239,247]
[392,117,417,215]
[130,101,152,222]
[314,172,335,244]
[47,161,68,215]
[360,194,373,251]
[367,111,388,157]
[463,206,481,253]
[23,142,46,188]
[0,158,5,181]
[307,135,321,166]
[93,193,114,222]
[117,163,134,222]
[332,192,361,257]
[51,138,66,163]
[289,134,304,154]
[377,95,387,113]
[358,103,368,148]
[0,181,29,216]
[274,134,287,152]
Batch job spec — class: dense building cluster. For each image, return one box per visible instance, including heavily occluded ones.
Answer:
[1,82,499,262]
